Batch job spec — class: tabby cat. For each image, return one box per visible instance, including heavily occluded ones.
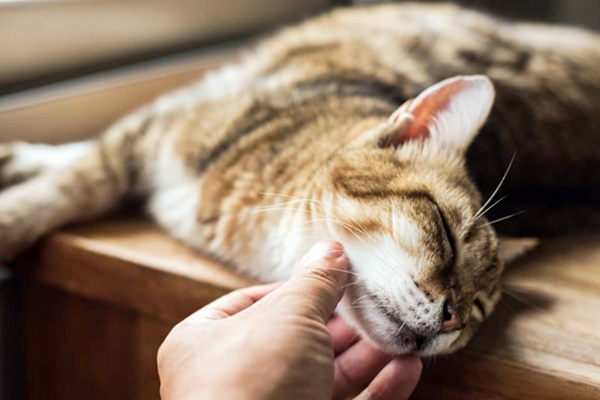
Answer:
[1,3,599,356]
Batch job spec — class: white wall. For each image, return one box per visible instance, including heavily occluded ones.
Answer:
[0,0,330,89]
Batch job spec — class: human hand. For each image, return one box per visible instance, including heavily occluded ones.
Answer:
[157,241,422,399]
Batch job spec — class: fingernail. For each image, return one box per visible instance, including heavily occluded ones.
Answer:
[297,241,346,269]
[306,241,344,260]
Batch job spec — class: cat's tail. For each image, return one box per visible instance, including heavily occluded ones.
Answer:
[0,113,158,263]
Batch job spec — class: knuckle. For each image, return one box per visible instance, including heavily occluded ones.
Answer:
[299,266,340,290]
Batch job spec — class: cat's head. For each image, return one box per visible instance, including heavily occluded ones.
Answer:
[323,75,535,356]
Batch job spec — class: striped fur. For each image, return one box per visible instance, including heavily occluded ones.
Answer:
[1,3,599,355]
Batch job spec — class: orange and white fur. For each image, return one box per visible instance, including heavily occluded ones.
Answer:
[1,3,599,355]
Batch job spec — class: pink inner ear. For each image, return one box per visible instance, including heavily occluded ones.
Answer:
[391,79,468,146]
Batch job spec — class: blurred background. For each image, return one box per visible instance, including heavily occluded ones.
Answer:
[1,0,598,96]
[0,1,599,399]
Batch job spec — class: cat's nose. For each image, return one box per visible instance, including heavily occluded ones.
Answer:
[440,300,464,332]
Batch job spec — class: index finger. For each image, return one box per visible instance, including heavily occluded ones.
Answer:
[266,241,349,324]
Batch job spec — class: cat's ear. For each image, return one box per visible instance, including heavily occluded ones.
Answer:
[498,236,539,264]
[386,75,495,152]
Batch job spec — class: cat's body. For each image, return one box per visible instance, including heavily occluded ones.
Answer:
[1,3,599,355]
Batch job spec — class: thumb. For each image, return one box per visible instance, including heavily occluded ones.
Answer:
[268,241,350,324]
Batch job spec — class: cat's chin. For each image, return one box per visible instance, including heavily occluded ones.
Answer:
[382,329,464,357]
[337,292,467,357]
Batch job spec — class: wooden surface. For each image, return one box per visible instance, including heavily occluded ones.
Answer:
[24,283,169,400]
[18,216,600,399]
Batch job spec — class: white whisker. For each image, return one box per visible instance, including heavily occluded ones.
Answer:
[484,210,526,226]
[340,281,363,290]
[397,318,408,335]
[474,152,516,220]
[348,304,380,310]
[474,194,509,221]
[351,294,373,306]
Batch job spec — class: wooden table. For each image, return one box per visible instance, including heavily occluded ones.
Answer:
[16,216,600,399]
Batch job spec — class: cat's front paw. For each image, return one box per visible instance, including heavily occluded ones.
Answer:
[0,142,53,190]
[0,184,47,263]
[0,141,95,191]
[0,143,15,190]
[0,143,15,189]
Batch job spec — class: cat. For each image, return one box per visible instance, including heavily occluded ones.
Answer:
[1,2,599,356]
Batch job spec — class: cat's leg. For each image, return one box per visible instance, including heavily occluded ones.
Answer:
[0,141,95,189]
[0,120,155,263]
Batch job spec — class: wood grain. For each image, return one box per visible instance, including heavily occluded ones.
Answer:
[24,283,172,400]
[16,217,600,399]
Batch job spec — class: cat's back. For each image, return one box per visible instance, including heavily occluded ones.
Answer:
[168,2,600,193]
[254,2,599,83]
